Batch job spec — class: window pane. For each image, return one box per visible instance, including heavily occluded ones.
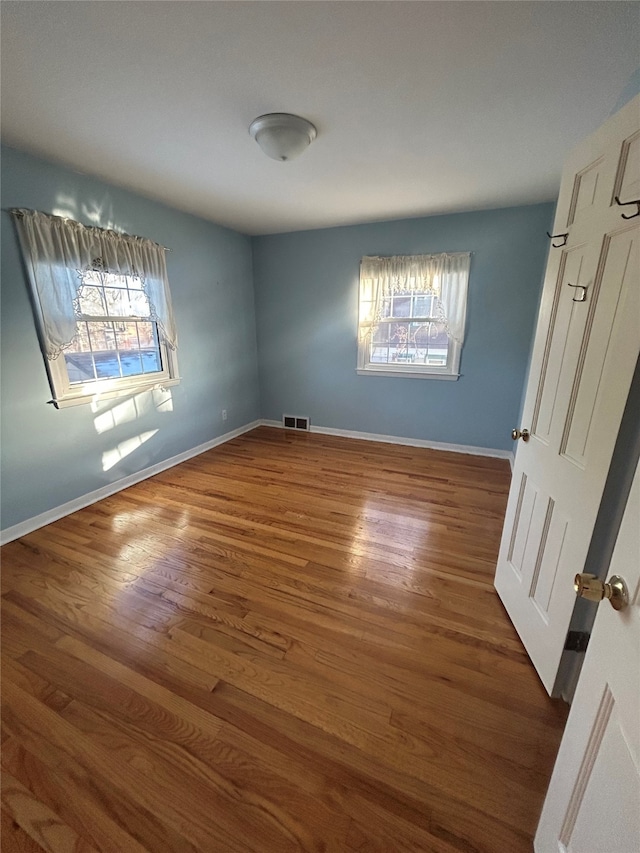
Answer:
[127,289,150,317]
[103,272,123,288]
[87,322,111,351]
[417,321,450,366]
[82,270,102,287]
[389,322,411,362]
[372,323,389,344]
[119,352,144,377]
[94,351,122,379]
[407,322,427,362]
[64,351,96,383]
[390,322,409,345]
[104,323,117,350]
[66,322,92,353]
[127,275,144,290]
[137,321,155,349]
[104,287,129,317]
[392,296,411,318]
[370,345,390,364]
[412,322,431,348]
[115,322,161,375]
[141,350,161,373]
[116,320,142,377]
[426,344,449,366]
[77,286,106,316]
[414,295,434,316]
[77,323,92,352]
[114,322,141,351]
[430,322,449,348]
[378,297,392,319]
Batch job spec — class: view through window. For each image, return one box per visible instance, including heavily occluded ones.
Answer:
[368,292,449,367]
[64,270,163,384]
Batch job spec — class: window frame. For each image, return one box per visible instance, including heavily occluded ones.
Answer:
[356,337,462,380]
[12,209,180,409]
[356,266,465,381]
[42,267,180,409]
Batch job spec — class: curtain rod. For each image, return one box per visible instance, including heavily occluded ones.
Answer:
[8,208,171,251]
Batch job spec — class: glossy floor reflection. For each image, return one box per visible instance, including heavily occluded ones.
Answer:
[1,426,568,852]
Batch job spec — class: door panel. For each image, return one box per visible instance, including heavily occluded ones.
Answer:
[613,128,640,201]
[562,225,639,465]
[535,466,640,852]
[507,472,537,576]
[529,502,567,617]
[567,158,605,226]
[565,693,640,853]
[494,95,640,694]
[531,243,592,443]
[505,475,570,623]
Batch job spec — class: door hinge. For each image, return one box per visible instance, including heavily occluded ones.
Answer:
[564,630,590,653]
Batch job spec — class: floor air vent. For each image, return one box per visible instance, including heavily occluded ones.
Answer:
[283,414,310,431]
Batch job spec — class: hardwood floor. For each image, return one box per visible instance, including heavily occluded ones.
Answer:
[1,426,568,852]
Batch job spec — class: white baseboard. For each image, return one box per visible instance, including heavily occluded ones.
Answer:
[0,420,261,546]
[261,419,514,463]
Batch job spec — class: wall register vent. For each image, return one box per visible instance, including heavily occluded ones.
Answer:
[283,414,310,431]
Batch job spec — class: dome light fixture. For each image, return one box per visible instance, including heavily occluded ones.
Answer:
[249,113,317,162]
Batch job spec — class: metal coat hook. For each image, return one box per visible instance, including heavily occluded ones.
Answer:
[567,283,587,303]
[614,196,640,219]
[546,231,569,248]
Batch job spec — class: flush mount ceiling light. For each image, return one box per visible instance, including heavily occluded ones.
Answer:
[249,113,317,162]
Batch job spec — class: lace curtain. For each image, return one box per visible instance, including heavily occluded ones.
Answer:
[359,252,471,345]
[11,209,178,359]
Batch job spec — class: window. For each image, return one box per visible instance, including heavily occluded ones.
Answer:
[357,252,470,379]
[12,209,179,407]
[51,264,178,403]
[368,293,450,368]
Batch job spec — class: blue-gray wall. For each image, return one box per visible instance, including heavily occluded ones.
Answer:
[1,145,260,530]
[1,145,553,533]
[253,204,553,451]
[610,65,640,115]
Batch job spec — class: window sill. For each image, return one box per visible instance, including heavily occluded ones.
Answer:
[356,368,460,381]
[49,377,181,409]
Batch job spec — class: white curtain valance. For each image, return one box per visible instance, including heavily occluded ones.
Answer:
[359,252,471,345]
[12,209,178,359]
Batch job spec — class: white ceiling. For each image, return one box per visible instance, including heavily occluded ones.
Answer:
[1,1,638,235]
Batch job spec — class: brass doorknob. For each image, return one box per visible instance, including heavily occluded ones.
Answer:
[574,572,629,611]
[511,428,530,442]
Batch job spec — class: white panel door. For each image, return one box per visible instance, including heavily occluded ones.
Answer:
[535,462,640,853]
[494,94,640,694]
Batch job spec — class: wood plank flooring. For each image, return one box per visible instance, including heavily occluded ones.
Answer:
[1,426,568,852]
